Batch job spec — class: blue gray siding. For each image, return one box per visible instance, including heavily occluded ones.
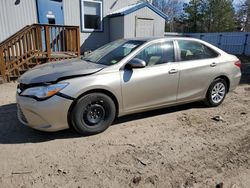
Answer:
[63,0,139,51]
[110,17,124,41]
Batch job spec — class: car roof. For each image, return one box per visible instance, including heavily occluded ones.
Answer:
[124,36,226,55]
[125,37,201,42]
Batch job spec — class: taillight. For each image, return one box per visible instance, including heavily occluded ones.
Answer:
[234,60,241,68]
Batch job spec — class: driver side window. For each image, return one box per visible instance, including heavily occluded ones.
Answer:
[135,41,175,66]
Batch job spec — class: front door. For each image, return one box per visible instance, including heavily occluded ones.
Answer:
[121,41,179,113]
[37,0,64,25]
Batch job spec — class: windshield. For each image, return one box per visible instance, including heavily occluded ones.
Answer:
[82,39,145,65]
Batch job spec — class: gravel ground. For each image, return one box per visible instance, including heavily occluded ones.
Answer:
[0,78,249,188]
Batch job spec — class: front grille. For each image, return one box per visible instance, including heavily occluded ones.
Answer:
[17,104,28,124]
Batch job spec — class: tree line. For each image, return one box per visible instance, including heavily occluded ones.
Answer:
[151,0,250,33]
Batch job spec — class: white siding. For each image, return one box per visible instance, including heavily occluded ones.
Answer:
[105,0,140,14]
[0,0,37,42]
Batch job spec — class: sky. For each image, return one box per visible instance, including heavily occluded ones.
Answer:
[233,0,244,7]
[183,0,244,9]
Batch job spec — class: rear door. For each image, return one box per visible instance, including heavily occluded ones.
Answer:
[176,40,220,102]
[120,41,179,113]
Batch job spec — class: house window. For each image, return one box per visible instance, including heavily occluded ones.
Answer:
[81,0,103,32]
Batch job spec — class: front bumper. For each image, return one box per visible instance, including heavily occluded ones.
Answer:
[16,94,73,132]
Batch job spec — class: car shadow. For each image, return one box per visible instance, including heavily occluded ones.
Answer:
[113,101,205,125]
[240,74,250,84]
[0,103,81,144]
[0,102,206,144]
[240,58,250,84]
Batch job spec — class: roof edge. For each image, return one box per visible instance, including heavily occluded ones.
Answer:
[108,2,168,20]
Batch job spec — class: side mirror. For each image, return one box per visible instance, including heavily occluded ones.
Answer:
[128,58,146,68]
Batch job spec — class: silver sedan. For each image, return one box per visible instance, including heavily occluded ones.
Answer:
[16,37,241,135]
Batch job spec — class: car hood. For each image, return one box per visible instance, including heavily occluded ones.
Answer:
[18,58,107,84]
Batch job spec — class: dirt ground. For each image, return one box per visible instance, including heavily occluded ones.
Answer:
[0,66,249,188]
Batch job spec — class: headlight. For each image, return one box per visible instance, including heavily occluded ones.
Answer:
[20,83,68,99]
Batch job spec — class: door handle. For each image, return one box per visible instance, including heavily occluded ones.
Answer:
[210,62,217,67]
[169,69,178,74]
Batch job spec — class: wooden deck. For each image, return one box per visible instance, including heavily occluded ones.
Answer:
[0,24,80,82]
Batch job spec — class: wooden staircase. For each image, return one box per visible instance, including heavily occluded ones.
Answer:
[0,24,81,82]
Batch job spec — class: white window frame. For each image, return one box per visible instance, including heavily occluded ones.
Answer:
[81,0,103,32]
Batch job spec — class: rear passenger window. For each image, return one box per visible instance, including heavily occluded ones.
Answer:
[135,41,175,66]
[178,40,218,61]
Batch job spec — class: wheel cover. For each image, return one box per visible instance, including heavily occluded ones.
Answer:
[211,82,226,104]
[83,103,105,125]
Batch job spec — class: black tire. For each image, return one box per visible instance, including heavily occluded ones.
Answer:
[70,93,116,135]
[205,78,228,107]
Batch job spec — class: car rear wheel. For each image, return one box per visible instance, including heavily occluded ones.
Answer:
[70,93,116,135]
[205,78,228,107]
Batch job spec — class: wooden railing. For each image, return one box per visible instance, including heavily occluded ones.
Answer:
[0,24,80,82]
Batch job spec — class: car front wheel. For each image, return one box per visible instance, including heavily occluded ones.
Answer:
[205,78,228,107]
[70,93,116,135]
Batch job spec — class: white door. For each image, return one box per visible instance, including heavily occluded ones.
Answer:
[136,18,154,37]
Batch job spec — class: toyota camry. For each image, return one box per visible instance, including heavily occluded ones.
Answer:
[16,37,241,135]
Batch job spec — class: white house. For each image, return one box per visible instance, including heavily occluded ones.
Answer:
[0,0,167,51]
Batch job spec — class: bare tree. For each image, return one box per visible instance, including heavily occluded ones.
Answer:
[245,0,250,31]
[235,0,250,31]
[152,0,183,32]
